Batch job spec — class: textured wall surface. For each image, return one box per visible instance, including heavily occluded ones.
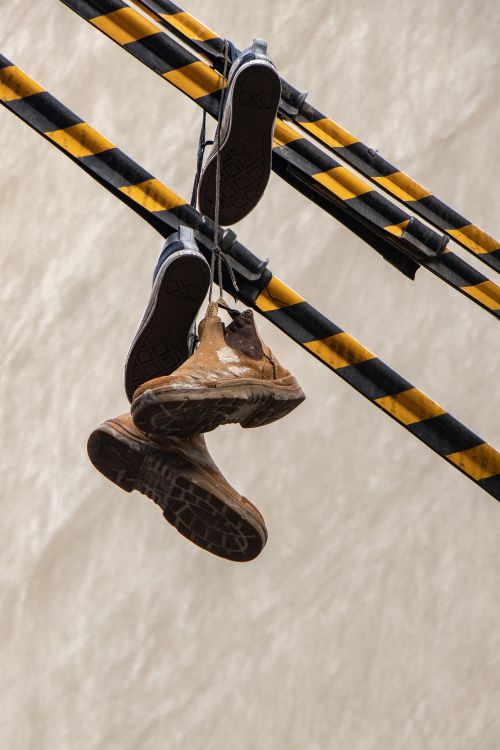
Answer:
[1,2,499,748]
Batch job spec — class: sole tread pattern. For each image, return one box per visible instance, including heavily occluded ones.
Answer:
[137,456,262,559]
[125,255,210,401]
[198,64,281,225]
[132,383,305,438]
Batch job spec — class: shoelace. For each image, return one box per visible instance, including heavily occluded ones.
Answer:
[210,42,243,302]
[189,41,240,303]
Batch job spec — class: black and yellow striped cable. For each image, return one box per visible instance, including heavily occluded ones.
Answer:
[255,276,500,502]
[131,0,500,276]
[0,55,203,236]
[58,0,500,321]
[58,0,441,268]
[2,55,499,502]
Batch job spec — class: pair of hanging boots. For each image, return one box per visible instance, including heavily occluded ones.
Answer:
[88,236,304,563]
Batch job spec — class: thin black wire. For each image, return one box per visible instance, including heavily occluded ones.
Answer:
[210,41,231,302]
[190,110,213,208]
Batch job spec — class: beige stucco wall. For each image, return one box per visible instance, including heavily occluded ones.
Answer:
[1,1,499,747]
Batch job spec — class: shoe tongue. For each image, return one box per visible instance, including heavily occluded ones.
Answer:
[225,308,251,334]
[224,310,263,360]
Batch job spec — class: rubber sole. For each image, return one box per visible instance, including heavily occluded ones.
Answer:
[87,423,266,562]
[124,252,210,402]
[131,379,306,438]
[198,62,281,225]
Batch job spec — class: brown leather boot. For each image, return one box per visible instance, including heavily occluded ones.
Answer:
[87,413,267,562]
[131,301,305,438]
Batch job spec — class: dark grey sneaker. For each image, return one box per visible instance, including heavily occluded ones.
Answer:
[87,413,267,562]
[198,39,281,225]
[124,226,210,402]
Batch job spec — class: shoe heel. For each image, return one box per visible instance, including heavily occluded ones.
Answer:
[241,387,305,429]
[87,428,141,492]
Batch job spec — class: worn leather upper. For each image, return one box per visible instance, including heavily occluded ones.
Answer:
[133,302,293,398]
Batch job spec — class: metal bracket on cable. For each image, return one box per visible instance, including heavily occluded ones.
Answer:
[219,228,237,254]
[193,224,269,283]
[401,219,449,264]
[219,228,270,282]
[279,83,308,120]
